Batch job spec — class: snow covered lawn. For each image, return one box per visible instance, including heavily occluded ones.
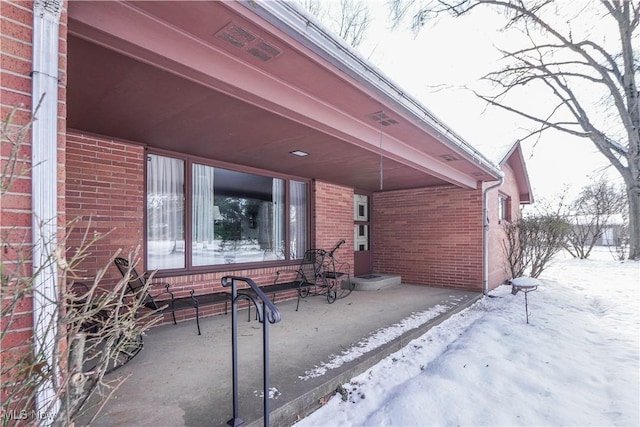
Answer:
[297,248,639,426]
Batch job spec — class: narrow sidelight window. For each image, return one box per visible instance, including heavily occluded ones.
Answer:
[147,154,185,270]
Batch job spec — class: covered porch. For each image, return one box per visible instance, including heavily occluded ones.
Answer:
[82,284,481,427]
[62,0,506,301]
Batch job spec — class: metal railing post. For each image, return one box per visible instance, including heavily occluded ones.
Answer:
[263,310,271,426]
[228,280,243,427]
[222,276,281,427]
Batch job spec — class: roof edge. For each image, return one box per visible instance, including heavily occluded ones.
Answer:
[504,142,534,204]
[239,0,503,180]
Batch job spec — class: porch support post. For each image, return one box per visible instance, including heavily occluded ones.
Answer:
[31,0,62,423]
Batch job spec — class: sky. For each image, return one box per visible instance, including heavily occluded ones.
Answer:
[295,247,640,426]
[346,1,623,202]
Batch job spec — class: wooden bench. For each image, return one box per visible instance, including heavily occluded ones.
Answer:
[114,257,229,335]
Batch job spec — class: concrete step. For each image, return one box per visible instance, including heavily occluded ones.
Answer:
[351,274,402,291]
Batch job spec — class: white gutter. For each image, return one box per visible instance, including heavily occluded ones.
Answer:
[31,0,62,423]
[482,176,504,295]
[241,0,503,180]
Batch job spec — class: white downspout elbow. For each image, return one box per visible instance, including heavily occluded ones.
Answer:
[31,0,62,423]
[482,175,504,295]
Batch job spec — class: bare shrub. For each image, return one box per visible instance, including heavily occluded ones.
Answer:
[503,214,570,279]
[1,106,158,426]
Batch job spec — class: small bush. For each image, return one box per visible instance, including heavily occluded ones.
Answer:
[503,214,570,279]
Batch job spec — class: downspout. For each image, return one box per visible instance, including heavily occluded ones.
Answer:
[31,0,63,422]
[482,175,504,295]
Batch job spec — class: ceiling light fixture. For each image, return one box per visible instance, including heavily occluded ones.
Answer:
[290,150,309,157]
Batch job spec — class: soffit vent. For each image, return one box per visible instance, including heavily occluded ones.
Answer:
[366,111,399,126]
[440,154,460,162]
[215,23,281,62]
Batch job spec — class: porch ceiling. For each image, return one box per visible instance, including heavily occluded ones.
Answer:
[67,1,499,192]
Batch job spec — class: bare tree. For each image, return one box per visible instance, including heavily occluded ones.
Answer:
[390,0,640,260]
[296,0,371,48]
[297,0,323,18]
[565,179,627,259]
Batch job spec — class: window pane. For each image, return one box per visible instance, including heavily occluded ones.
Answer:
[354,194,368,221]
[354,224,369,251]
[192,166,286,265]
[271,179,286,260]
[290,180,307,259]
[147,154,185,269]
[499,196,508,221]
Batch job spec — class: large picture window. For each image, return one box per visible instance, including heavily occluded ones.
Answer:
[146,154,308,271]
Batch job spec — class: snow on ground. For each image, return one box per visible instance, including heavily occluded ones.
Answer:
[297,248,640,426]
[300,304,450,380]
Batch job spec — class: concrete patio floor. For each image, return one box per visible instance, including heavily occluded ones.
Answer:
[82,284,481,427]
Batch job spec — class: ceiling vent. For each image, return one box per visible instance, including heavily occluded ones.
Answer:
[440,154,460,162]
[366,111,399,126]
[215,23,281,62]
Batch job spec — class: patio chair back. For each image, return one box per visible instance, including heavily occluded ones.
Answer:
[114,257,160,310]
[297,249,327,286]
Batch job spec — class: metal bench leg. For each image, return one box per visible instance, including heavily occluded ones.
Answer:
[195,304,201,335]
[171,309,177,325]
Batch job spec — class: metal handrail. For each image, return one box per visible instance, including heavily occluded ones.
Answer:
[221,276,282,427]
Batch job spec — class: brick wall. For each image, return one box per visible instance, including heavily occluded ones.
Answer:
[314,180,354,263]
[1,4,37,355]
[65,131,146,283]
[373,185,484,291]
[486,163,522,290]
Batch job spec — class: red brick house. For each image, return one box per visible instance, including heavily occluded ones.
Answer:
[1,0,532,417]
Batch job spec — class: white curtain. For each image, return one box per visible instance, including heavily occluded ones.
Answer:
[290,180,307,259]
[258,201,271,247]
[272,179,285,258]
[192,163,215,244]
[147,154,185,269]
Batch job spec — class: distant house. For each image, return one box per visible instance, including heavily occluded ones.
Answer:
[567,213,627,246]
[599,214,626,246]
[2,0,532,411]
